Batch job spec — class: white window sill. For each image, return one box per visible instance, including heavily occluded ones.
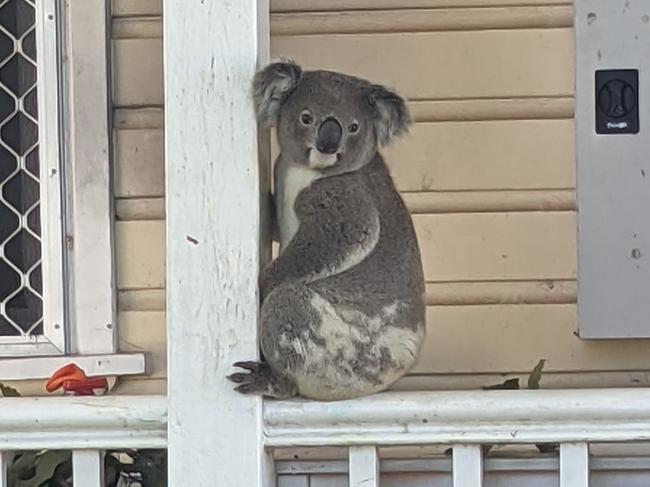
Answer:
[0,353,146,381]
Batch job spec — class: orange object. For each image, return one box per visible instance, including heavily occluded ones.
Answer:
[46,363,108,396]
[45,363,86,392]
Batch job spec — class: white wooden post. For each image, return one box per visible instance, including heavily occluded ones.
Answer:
[72,450,105,487]
[64,0,117,355]
[0,452,9,487]
[349,446,379,487]
[452,445,483,487]
[164,0,272,486]
[560,443,589,487]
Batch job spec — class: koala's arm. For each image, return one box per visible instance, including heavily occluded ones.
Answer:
[260,179,379,301]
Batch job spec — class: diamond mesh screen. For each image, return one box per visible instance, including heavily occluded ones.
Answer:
[0,0,43,338]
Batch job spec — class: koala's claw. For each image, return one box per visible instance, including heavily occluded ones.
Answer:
[227,361,273,395]
[227,372,251,384]
[232,361,263,372]
[234,383,254,394]
[227,360,297,399]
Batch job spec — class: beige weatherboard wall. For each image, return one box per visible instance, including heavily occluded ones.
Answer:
[108,0,650,396]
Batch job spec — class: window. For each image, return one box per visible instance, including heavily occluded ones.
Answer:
[0,0,64,355]
[0,0,144,379]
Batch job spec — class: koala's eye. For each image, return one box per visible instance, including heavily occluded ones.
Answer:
[348,122,360,133]
[300,111,313,125]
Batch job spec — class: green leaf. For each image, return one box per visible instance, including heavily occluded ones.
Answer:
[0,383,21,397]
[14,451,71,487]
[527,359,546,390]
[7,452,38,486]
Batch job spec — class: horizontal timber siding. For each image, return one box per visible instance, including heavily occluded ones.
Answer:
[105,1,650,394]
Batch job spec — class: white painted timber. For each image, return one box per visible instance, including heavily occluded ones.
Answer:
[164,1,271,487]
[63,0,117,354]
[349,446,379,487]
[0,452,9,487]
[560,443,589,487]
[276,456,650,474]
[0,396,166,450]
[278,476,309,487]
[73,450,105,487]
[34,0,66,354]
[0,352,145,380]
[453,445,483,487]
[575,0,650,338]
[264,389,650,446]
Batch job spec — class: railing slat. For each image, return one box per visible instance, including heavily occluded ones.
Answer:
[560,443,589,487]
[0,452,9,487]
[278,475,309,487]
[349,446,379,487]
[453,445,483,487]
[73,450,105,487]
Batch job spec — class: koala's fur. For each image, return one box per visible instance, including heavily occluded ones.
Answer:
[228,61,426,401]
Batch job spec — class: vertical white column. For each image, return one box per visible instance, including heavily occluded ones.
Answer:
[72,450,105,487]
[64,0,116,354]
[0,452,11,487]
[164,0,272,486]
[349,446,379,487]
[452,445,483,487]
[560,443,589,487]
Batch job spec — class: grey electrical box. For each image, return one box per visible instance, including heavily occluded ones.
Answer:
[576,0,650,338]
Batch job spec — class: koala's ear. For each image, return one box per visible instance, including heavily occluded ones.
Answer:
[253,60,302,125]
[366,84,411,146]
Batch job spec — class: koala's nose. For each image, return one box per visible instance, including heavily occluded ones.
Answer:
[316,117,342,154]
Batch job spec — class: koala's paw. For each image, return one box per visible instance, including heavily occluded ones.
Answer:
[228,361,272,394]
[227,361,297,399]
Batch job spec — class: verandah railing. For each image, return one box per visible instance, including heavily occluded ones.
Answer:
[2,389,650,486]
[265,388,650,486]
[0,396,166,487]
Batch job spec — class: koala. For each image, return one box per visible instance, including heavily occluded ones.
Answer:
[227,60,426,401]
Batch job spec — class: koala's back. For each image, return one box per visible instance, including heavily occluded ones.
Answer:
[311,155,424,315]
[261,156,426,400]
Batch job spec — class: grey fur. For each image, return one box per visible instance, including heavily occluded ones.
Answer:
[253,60,302,126]
[229,61,425,401]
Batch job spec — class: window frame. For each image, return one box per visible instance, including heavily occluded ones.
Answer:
[0,0,66,355]
[0,0,145,380]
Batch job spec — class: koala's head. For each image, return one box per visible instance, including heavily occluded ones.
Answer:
[253,60,410,174]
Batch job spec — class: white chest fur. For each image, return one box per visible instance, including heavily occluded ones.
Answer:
[275,159,321,251]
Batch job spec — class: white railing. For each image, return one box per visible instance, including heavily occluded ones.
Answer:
[264,389,650,446]
[2,389,650,485]
[0,396,166,486]
[265,388,650,486]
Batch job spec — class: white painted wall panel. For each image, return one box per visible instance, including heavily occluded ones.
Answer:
[575,0,650,338]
